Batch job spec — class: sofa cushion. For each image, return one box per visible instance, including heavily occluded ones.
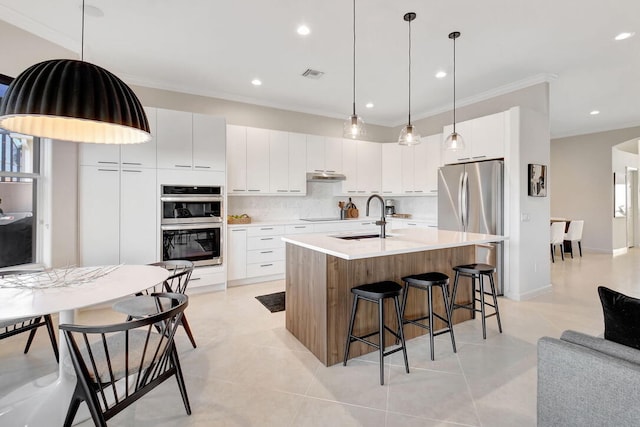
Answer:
[598,286,640,350]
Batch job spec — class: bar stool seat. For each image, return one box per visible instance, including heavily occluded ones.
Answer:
[401,272,456,361]
[343,281,409,385]
[451,263,502,339]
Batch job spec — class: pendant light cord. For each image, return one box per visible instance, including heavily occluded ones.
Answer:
[352,0,356,116]
[81,0,85,61]
[452,34,456,133]
[407,16,412,126]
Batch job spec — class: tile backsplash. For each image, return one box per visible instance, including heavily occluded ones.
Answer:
[227,182,438,223]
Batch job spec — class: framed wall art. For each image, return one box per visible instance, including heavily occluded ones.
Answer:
[528,164,547,197]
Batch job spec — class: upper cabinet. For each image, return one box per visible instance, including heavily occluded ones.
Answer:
[342,139,381,195]
[269,131,306,194]
[442,111,506,165]
[227,125,247,193]
[306,135,343,174]
[382,134,441,196]
[245,127,270,193]
[156,108,226,171]
[381,143,403,195]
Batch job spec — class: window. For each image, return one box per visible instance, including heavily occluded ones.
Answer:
[0,73,42,268]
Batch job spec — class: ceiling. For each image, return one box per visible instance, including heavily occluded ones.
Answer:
[0,0,638,138]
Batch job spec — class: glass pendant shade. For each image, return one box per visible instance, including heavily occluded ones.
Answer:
[398,124,421,146]
[444,130,465,151]
[344,113,365,139]
[0,59,151,144]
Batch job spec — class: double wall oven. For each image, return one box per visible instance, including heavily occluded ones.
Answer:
[160,185,223,266]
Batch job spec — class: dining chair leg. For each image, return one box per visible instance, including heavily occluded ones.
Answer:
[550,245,555,263]
[180,316,197,348]
[44,314,60,362]
[578,241,583,257]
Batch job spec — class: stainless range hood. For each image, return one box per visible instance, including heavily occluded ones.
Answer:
[306,172,346,182]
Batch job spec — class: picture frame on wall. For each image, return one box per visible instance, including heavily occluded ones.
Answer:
[528,164,547,197]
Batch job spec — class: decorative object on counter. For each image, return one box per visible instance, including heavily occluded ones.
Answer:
[391,213,412,218]
[345,198,359,218]
[0,1,150,144]
[255,291,285,313]
[443,31,465,151]
[227,214,251,224]
[528,163,547,197]
[398,12,421,146]
[343,0,365,139]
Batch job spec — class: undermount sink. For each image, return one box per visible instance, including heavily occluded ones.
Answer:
[333,233,390,240]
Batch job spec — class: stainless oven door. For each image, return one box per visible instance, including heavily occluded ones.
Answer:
[161,223,222,266]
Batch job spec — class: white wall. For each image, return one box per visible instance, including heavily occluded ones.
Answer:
[612,148,639,251]
[551,126,640,253]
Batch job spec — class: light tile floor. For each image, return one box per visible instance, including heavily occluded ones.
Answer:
[2,248,639,426]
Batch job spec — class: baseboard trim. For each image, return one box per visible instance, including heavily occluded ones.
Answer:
[505,284,553,301]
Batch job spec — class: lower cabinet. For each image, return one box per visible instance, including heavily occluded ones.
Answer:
[227,228,248,281]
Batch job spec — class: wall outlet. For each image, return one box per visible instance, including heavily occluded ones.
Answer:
[521,213,531,222]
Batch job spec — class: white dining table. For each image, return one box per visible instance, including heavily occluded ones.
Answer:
[0,264,169,426]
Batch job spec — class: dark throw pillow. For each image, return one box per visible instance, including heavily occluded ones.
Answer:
[598,286,640,349]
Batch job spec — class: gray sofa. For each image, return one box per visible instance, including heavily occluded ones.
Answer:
[537,330,640,426]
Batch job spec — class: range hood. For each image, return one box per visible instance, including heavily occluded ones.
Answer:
[306,172,347,182]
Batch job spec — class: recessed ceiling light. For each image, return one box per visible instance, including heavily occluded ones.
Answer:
[590,110,600,115]
[365,102,374,109]
[435,71,447,79]
[297,25,310,36]
[615,32,635,41]
[251,79,262,86]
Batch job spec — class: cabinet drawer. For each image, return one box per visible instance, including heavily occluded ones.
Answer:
[285,224,314,234]
[247,225,286,237]
[247,235,285,250]
[247,247,285,264]
[247,260,285,278]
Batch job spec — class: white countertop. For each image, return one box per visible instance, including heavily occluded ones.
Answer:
[227,216,437,228]
[282,228,506,260]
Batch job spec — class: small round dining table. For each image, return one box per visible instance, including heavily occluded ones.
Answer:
[0,264,169,426]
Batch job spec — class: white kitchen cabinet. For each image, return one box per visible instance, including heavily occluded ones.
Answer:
[79,165,120,266]
[246,225,285,279]
[193,113,226,171]
[441,112,505,165]
[341,139,358,194]
[269,131,307,195]
[156,108,193,170]
[227,125,247,194]
[401,144,416,194]
[119,168,157,264]
[306,135,343,173]
[246,127,270,193]
[381,143,402,195]
[288,133,307,193]
[227,227,248,280]
[356,141,382,194]
[120,107,157,169]
[415,133,441,194]
[79,144,120,167]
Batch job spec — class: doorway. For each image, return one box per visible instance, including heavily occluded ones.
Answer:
[626,167,638,248]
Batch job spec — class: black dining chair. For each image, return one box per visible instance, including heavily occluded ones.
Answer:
[112,260,197,348]
[60,293,191,427]
[0,269,59,362]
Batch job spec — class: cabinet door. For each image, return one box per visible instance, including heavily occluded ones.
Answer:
[79,143,120,167]
[156,108,193,169]
[420,133,442,194]
[306,134,325,173]
[120,168,157,264]
[227,228,247,280]
[246,127,270,193]
[269,130,289,193]
[288,133,307,194]
[401,145,415,194]
[381,143,402,195]
[120,106,157,168]
[324,137,343,173]
[341,139,358,194]
[441,119,473,165]
[193,113,226,171]
[471,111,505,161]
[356,141,381,194]
[79,166,120,266]
[226,125,247,193]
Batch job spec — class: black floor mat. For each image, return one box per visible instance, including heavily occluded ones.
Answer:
[255,291,285,313]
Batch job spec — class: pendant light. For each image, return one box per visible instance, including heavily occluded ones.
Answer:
[443,31,465,151]
[398,12,421,146]
[0,1,150,144]
[343,0,365,139]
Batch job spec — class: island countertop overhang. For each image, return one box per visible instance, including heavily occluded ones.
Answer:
[282,228,507,260]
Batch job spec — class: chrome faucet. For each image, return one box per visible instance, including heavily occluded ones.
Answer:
[366,194,386,238]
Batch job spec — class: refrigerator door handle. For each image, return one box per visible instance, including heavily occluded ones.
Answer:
[461,171,469,231]
[457,172,465,230]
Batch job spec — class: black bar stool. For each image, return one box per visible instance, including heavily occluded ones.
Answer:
[400,272,456,361]
[450,263,503,339]
[343,281,409,385]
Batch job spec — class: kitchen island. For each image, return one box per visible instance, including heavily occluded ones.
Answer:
[282,228,506,366]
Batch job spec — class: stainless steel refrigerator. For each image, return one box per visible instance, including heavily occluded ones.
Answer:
[438,159,504,294]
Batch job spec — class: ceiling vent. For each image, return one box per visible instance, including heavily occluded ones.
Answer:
[302,69,324,79]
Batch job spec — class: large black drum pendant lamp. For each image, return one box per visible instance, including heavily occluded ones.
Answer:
[0,2,150,144]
